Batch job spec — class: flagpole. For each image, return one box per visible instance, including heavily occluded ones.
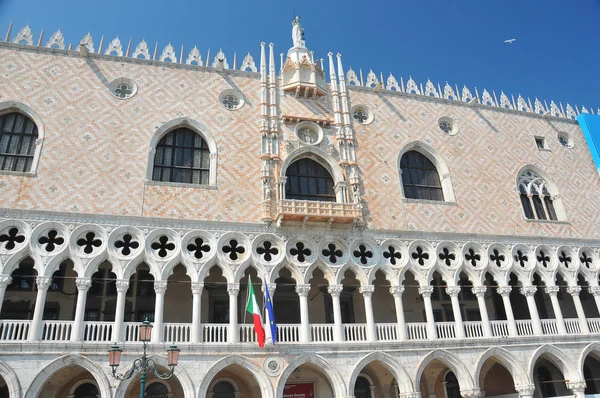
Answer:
[243,275,251,326]
[264,274,273,345]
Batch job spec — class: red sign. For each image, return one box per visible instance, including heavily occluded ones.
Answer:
[283,383,314,398]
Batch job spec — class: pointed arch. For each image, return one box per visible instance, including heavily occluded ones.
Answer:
[415,349,475,392]
[335,262,368,285]
[275,354,345,398]
[24,354,111,398]
[579,343,600,380]
[366,264,396,285]
[270,262,303,285]
[397,141,456,202]
[198,262,233,284]
[304,262,336,285]
[147,117,218,186]
[114,355,195,398]
[233,263,268,284]
[348,351,414,395]
[2,249,34,276]
[0,101,46,175]
[197,355,273,398]
[528,344,581,383]
[474,347,530,388]
[0,359,22,398]
[516,164,567,221]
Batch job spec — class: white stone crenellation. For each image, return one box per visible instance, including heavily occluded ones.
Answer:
[4,23,596,120]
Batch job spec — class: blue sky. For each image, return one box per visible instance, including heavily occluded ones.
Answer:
[1,0,599,110]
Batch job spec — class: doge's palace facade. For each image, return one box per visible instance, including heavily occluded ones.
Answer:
[1,17,600,398]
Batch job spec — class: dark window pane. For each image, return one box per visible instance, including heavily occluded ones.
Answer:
[152,128,210,185]
[400,151,443,201]
[0,112,38,173]
[285,158,336,202]
[544,197,557,220]
[532,196,546,220]
[520,194,534,219]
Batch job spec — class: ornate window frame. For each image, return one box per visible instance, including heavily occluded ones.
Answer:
[516,165,567,222]
[397,141,456,203]
[0,101,45,176]
[146,117,218,187]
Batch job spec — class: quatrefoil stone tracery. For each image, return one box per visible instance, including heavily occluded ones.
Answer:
[151,236,175,258]
[39,230,64,252]
[322,243,343,264]
[0,227,25,250]
[114,234,139,256]
[581,252,593,269]
[537,250,551,267]
[411,246,429,266]
[383,246,401,265]
[438,247,456,266]
[187,237,210,259]
[290,242,311,263]
[558,251,572,268]
[223,239,245,261]
[353,244,373,265]
[77,232,102,254]
[490,249,505,267]
[465,248,481,267]
[257,241,279,262]
[514,250,529,267]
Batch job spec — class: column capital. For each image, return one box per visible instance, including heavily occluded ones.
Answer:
[262,283,276,295]
[359,285,375,296]
[566,380,587,392]
[567,285,582,296]
[418,286,434,297]
[497,286,512,297]
[472,286,487,297]
[75,278,92,291]
[545,285,559,296]
[191,282,204,294]
[328,284,344,296]
[446,286,461,297]
[0,274,12,288]
[36,276,52,291]
[115,279,129,293]
[389,285,405,296]
[515,384,535,395]
[520,285,537,297]
[295,284,311,296]
[154,280,168,294]
[227,283,240,295]
[459,389,482,398]
[591,286,600,296]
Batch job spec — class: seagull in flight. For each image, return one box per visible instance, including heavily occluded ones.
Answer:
[504,38,517,44]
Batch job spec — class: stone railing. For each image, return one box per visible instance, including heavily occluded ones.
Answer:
[275,199,361,225]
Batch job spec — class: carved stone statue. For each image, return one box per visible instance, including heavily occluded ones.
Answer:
[292,16,306,48]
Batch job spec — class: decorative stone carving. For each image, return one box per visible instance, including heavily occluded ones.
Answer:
[104,36,123,56]
[132,40,150,59]
[327,285,344,296]
[0,275,13,288]
[460,389,482,398]
[291,16,306,48]
[76,33,95,54]
[515,384,536,395]
[497,286,512,296]
[211,49,229,69]
[567,285,582,295]
[295,284,311,296]
[115,280,130,293]
[185,46,203,65]
[389,286,405,296]
[550,100,561,117]
[534,98,545,114]
[159,43,177,63]
[472,286,487,297]
[517,95,529,112]
[418,286,434,297]
[481,89,494,106]
[520,285,537,296]
[75,278,92,291]
[359,285,375,296]
[405,77,420,94]
[443,82,456,99]
[153,280,168,294]
[545,286,559,296]
[500,92,512,109]
[461,85,473,102]
[191,282,204,294]
[263,356,283,377]
[566,381,587,392]
[227,283,240,296]
[387,73,400,91]
[346,68,360,86]
[566,103,576,119]
[13,25,33,45]
[424,79,438,97]
[45,29,65,49]
[36,276,52,291]
[446,286,461,297]
[240,52,257,72]
[365,70,378,88]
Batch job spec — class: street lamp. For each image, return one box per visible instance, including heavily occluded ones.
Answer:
[108,319,180,398]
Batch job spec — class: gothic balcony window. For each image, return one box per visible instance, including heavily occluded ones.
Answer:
[517,169,559,221]
[152,127,210,185]
[400,150,443,201]
[285,158,336,202]
[0,112,38,172]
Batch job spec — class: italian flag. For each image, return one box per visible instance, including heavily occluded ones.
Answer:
[245,276,266,348]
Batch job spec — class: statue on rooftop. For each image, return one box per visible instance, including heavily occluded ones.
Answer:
[292,16,306,48]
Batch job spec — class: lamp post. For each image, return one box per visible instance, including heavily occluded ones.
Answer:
[108,319,180,398]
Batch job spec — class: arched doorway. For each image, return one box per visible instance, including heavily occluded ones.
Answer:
[206,364,263,398]
[533,358,569,398]
[419,359,464,398]
[124,367,184,398]
[282,363,335,398]
[35,364,102,397]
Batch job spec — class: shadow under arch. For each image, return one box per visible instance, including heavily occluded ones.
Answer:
[24,354,111,398]
[275,354,345,398]
[347,351,414,395]
[197,355,273,398]
[474,347,530,389]
[114,355,195,398]
[528,344,581,383]
[0,359,22,398]
[414,349,475,392]
[579,342,600,383]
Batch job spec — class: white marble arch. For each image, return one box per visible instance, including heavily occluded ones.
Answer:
[0,101,45,175]
[113,355,195,398]
[579,342,600,381]
[527,344,582,384]
[474,347,530,389]
[0,358,22,398]
[146,117,218,186]
[397,141,456,202]
[275,353,345,398]
[414,349,476,393]
[196,355,273,398]
[24,354,111,398]
[347,351,415,396]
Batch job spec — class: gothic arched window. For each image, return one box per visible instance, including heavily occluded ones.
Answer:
[285,158,335,202]
[145,382,169,398]
[400,151,443,201]
[444,371,461,398]
[152,127,210,185]
[517,170,558,221]
[0,112,38,172]
[73,382,99,398]
[212,380,236,398]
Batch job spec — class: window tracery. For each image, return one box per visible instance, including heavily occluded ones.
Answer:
[0,112,38,172]
[517,170,558,221]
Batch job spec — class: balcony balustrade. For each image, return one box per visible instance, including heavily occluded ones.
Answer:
[275,199,361,225]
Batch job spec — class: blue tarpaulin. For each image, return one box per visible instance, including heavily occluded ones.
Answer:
[578,113,600,177]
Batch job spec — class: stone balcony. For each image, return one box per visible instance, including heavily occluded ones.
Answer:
[274,199,362,226]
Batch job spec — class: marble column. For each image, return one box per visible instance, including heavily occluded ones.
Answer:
[419,286,437,340]
[459,389,482,398]
[389,286,406,340]
[0,275,12,315]
[545,286,567,334]
[295,284,311,343]
[328,285,344,342]
[591,286,600,317]
[28,276,51,341]
[472,286,492,337]
[497,286,518,336]
[151,280,167,343]
[359,285,377,342]
[191,282,204,343]
[515,384,535,398]
[446,286,465,338]
[568,286,590,334]
[227,283,240,343]
[520,285,543,335]
[112,279,129,342]
[71,278,92,341]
